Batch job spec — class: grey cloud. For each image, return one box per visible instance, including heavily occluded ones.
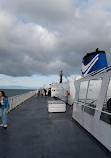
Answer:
[0,0,111,77]
[1,0,73,26]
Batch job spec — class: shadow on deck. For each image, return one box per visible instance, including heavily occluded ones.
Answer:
[0,96,111,158]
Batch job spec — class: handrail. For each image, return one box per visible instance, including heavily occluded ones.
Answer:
[0,91,36,117]
[74,101,111,116]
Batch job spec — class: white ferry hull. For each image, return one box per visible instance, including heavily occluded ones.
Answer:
[72,69,111,152]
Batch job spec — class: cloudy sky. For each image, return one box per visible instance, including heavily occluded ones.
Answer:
[0,0,111,88]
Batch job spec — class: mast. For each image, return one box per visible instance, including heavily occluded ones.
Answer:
[60,71,63,83]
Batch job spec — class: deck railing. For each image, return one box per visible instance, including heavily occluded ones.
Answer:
[0,91,36,117]
[74,101,111,116]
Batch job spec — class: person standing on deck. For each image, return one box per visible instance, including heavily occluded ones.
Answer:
[0,91,10,128]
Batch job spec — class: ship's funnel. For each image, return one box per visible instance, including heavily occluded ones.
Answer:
[81,48,108,76]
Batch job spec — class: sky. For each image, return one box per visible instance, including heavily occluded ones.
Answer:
[0,0,111,88]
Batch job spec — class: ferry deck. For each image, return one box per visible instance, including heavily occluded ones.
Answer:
[0,95,111,158]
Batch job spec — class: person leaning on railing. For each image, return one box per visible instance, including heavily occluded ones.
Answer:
[0,91,10,128]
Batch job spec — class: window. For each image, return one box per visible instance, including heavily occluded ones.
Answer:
[78,81,89,111]
[78,78,102,116]
[100,78,111,125]
[84,79,102,116]
[79,81,89,103]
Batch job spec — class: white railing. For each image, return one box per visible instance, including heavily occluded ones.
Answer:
[75,101,111,116]
[0,91,36,117]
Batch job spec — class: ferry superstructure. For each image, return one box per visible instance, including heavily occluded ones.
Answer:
[73,66,111,151]
[50,49,111,152]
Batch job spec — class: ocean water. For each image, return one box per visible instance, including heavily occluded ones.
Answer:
[0,89,35,97]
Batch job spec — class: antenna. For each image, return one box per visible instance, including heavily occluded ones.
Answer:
[96,48,99,52]
[60,71,63,83]
[59,71,69,83]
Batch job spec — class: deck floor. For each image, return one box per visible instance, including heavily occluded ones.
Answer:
[0,96,111,158]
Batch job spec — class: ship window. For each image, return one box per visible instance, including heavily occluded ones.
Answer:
[84,78,102,116]
[79,81,89,103]
[78,78,102,115]
[78,81,89,111]
[100,78,111,125]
